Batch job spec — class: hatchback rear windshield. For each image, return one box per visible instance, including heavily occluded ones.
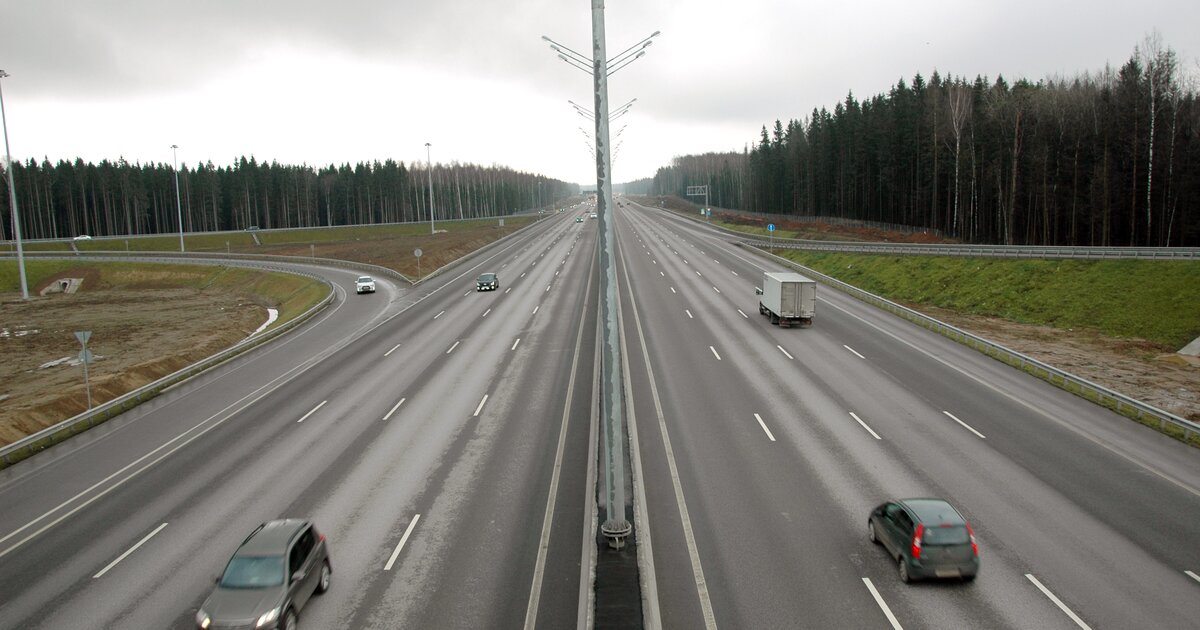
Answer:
[479,274,496,281]
[220,555,284,588]
[923,525,969,545]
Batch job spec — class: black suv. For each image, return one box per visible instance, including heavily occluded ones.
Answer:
[868,498,979,583]
[196,519,331,630]
[477,273,499,291]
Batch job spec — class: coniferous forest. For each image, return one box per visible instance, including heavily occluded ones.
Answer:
[652,38,1200,246]
[0,156,576,241]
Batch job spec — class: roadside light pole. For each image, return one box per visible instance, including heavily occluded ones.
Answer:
[171,144,184,252]
[425,143,436,235]
[0,69,29,300]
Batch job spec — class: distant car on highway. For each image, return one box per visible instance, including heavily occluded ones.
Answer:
[196,519,331,630]
[589,212,597,219]
[246,226,260,231]
[575,217,584,223]
[868,498,979,583]
[477,273,499,291]
[355,276,376,294]
[73,234,92,240]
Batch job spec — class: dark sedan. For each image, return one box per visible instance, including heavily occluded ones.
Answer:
[868,498,979,583]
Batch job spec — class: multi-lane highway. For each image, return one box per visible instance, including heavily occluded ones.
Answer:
[615,200,1200,629]
[1,198,1197,629]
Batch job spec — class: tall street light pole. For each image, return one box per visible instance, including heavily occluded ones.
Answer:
[171,144,184,252]
[0,69,29,300]
[425,142,436,235]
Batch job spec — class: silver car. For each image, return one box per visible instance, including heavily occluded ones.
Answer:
[196,519,331,630]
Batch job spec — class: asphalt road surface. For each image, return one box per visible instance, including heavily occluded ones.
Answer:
[2,199,1198,630]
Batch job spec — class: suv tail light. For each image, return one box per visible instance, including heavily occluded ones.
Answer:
[966,523,978,556]
[911,523,925,559]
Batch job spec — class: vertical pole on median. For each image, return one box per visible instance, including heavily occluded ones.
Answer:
[593,0,630,549]
[75,331,93,410]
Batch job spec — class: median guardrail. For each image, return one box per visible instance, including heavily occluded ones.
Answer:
[742,238,1200,260]
[742,245,1200,447]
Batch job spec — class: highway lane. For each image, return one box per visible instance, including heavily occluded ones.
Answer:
[615,199,1200,629]
[0,209,600,629]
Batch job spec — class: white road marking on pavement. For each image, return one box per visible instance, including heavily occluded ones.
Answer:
[532,306,540,315]
[383,398,406,420]
[777,345,793,360]
[943,410,986,439]
[850,412,882,440]
[695,271,702,277]
[473,394,489,417]
[862,578,904,630]
[683,259,689,264]
[737,309,748,319]
[660,271,665,277]
[483,308,491,318]
[434,310,445,319]
[505,287,512,294]
[709,346,721,361]
[731,270,738,276]
[446,341,460,354]
[670,287,676,294]
[297,400,327,423]
[556,270,560,276]
[384,343,401,357]
[511,338,521,351]
[1025,574,1092,629]
[713,259,719,264]
[546,284,551,292]
[844,344,865,359]
[1185,570,1200,584]
[754,414,776,441]
[712,286,720,294]
[521,272,526,278]
[653,260,657,265]
[384,515,421,571]
[93,522,168,578]
[686,310,693,319]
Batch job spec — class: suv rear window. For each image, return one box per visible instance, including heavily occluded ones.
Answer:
[923,525,969,545]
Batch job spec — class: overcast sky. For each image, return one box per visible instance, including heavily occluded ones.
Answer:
[2,0,1197,186]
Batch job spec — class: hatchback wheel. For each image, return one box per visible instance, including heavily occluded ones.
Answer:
[316,560,332,594]
[283,609,298,630]
[868,520,879,545]
[898,557,911,583]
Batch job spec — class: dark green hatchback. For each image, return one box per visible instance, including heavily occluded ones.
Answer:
[868,498,979,583]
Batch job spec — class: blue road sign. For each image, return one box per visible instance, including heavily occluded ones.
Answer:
[768,223,775,232]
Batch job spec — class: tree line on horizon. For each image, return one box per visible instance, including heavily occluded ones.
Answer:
[0,156,577,241]
[652,36,1200,247]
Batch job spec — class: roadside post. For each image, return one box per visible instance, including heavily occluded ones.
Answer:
[74,331,93,410]
[414,248,423,281]
[768,223,775,250]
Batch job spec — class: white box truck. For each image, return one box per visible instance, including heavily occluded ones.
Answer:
[755,272,816,327]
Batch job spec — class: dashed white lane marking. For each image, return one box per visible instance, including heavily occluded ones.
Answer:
[737,309,748,319]
[695,271,703,277]
[473,394,489,417]
[446,341,460,354]
[521,272,526,278]
[545,285,551,292]
[713,259,719,264]
[383,398,407,420]
[556,270,560,276]
[670,287,677,294]
[683,260,689,264]
[944,410,986,439]
[777,345,793,360]
[93,522,169,579]
[384,343,401,357]
[850,412,882,440]
[1185,570,1200,583]
[512,338,521,351]
[1025,574,1092,629]
[686,310,693,319]
[532,306,540,315]
[862,578,904,630]
[712,286,721,294]
[296,400,327,423]
[709,346,722,361]
[384,515,421,571]
[753,414,776,442]
[660,271,665,277]
[844,345,865,359]
[731,270,739,276]
[505,287,512,294]
[434,310,445,320]
[483,308,492,318]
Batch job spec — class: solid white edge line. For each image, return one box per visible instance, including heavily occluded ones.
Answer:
[383,514,421,571]
[753,414,776,442]
[383,398,406,420]
[777,345,794,360]
[446,341,460,354]
[384,343,401,357]
[1185,570,1200,583]
[1025,574,1092,629]
[296,400,327,423]
[93,522,168,578]
[844,344,866,359]
[943,410,986,439]
[850,412,882,440]
[473,394,489,417]
[710,346,721,361]
[862,578,904,630]
[512,338,521,351]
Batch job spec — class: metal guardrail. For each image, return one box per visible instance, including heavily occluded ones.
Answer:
[1,266,336,468]
[742,238,1200,260]
[741,245,1200,445]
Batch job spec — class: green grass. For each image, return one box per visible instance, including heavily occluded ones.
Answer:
[777,251,1200,349]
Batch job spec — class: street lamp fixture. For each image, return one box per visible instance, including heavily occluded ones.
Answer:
[425,143,436,235]
[0,69,29,300]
